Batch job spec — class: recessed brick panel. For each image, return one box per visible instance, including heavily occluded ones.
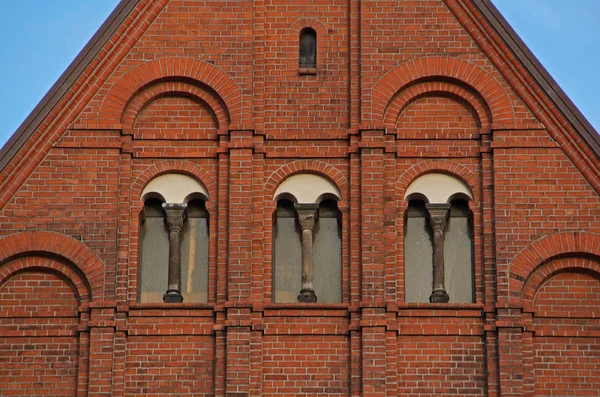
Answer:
[396,96,480,139]
[262,335,349,396]
[0,270,78,316]
[0,337,78,396]
[125,336,214,397]
[533,271,600,317]
[133,96,217,140]
[534,337,600,396]
[397,336,486,396]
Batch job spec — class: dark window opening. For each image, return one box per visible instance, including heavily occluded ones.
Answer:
[299,28,317,69]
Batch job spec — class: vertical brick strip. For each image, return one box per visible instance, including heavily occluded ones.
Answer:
[361,324,387,397]
[360,131,386,302]
[228,143,253,301]
[87,326,115,397]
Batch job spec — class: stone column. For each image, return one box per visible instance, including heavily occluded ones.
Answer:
[162,203,187,303]
[295,203,319,303]
[426,203,450,303]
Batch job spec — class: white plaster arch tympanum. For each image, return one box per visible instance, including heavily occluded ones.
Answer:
[274,173,341,204]
[404,173,472,204]
[141,173,209,203]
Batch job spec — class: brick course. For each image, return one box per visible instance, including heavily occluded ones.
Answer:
[0,0,599,396]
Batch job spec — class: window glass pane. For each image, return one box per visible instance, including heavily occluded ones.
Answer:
[313,200,341,303]
[181,200,208,303]
[444,200,474,303]
[273,200,302,302]
[139,199,168,303]
[404,200,433,302]
[299,28,316,68]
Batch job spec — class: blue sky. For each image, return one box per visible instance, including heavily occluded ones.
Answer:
[0,1,599,149]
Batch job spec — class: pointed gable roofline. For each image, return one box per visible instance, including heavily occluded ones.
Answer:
[0,0,141,171]
[0,0,598,173]
[472,0,600,155]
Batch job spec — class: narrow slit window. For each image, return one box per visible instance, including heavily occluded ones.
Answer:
[299,28,317,69]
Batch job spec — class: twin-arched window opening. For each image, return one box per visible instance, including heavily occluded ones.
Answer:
[404,173,475,303]
[273,173,342,303]
[139,174,209,304]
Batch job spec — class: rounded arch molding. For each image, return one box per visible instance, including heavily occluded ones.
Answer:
[289,18,328,35]
[396,160,480,203]
[132,160,217,209]
[0,256,91,303]
[521,257,600,310]
[371,56,516,127]
[99,57,243,126]
[384,80,491,131]
[508,231,600,300]
[0,231,103,299]
[122,80,229,132]
[265,161,348,208]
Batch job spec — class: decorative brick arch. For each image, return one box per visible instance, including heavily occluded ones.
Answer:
[396,160,480,203]
[371,56,515,126]
[384,80,491,131]
[0,256,91,303]
[508,231,600,300]
[0,231,103,299]
[99,57,242,126]
[265,160,348,202]
[289,18,328,36]
[121,80,228,132]
[521,256,600,309]
[132,160,217,210]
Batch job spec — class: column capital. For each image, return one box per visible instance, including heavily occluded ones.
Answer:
[162,203,187,231]
[294,203,319,231]
[425,203,450,231]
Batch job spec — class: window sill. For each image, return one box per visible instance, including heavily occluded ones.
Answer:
[298,67,317,75]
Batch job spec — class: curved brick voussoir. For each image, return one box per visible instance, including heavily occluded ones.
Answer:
[99,57,243,127]
[0,230,103,300]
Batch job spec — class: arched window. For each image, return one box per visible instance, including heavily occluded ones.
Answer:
[273,174,342,303]
[273,200,302,303]
[299,28,317,69]
[139,198,169,303]
[444,199,474,303]
[313,199,342,303]
[139,174,209,303]
[403,173,474,303]
[404,199,433,303]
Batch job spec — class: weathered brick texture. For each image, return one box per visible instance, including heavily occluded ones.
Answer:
[1,0,599,395]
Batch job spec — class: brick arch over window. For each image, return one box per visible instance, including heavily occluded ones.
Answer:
[289,18,328,37]
[99,57,242,126]
[131,160,217,211]
[265,160,348,211]
[508,231,600,301]
[371,56,515,127]
[383,80,491,131]
[0,231,103,299]
[121,80,229,132]
[521,256,600,310]
[0,256,91,304]
[396,160,480,205]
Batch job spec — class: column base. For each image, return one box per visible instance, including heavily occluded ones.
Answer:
[163,289,184,303]
[297,289,317,303]
[429,289,449,303]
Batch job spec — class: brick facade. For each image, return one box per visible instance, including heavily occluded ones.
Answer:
[1,1,599,396]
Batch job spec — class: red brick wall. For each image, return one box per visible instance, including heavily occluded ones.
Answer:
[397,336,486,396]
[125,336,214,396]
[0,0,599,395]
[0,337,79,396]
[534,337,600,396]
[262,336,349,396]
